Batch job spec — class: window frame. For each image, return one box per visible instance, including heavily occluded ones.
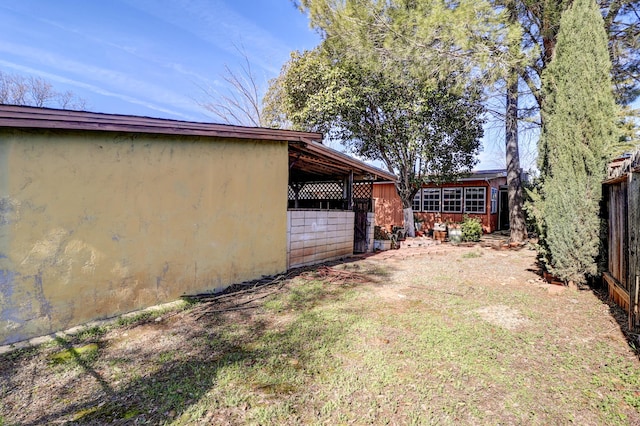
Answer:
[422,188,441,212]
[442,187,463,213]
[464,187,486,214]
[412,191,422,212]
[490,187,498,214]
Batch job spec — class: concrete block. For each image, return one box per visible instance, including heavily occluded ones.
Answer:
[291,218,305,227]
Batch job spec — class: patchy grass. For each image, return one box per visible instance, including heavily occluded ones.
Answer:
[461,250,483,259]
[49,342,99,365]
[1,248,639,425]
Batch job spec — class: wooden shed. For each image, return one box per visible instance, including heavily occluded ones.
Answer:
[373,170,508,234]
[602,150,640,330]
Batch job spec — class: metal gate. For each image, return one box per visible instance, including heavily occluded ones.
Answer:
[353,199,371,253]
[353,181,373,253]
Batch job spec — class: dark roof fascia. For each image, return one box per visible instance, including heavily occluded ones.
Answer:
[458,169,507,181]
[0,105,323,143]
[373,169,507,186]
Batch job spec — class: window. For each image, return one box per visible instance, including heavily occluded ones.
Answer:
[412,191,421,211]
[422,188,441,212]
[490,187,498,214]
[442,188,463,213]
[464,187,486,214]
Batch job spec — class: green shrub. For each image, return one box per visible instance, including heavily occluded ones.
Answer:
[461,216,482,242]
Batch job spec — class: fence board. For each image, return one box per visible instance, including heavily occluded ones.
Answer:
[607,181,628,291]
[628,173,640,328]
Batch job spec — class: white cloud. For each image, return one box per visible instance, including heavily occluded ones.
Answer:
[0,58,199,120]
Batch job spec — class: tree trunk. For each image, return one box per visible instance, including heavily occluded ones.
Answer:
[506,0,528,244]
[395,179,417,237]
[403,207,416,238]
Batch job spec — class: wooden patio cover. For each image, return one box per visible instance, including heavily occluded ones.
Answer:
[288,138,396,183]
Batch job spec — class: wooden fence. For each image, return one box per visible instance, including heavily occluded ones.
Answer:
[603,151,640,330]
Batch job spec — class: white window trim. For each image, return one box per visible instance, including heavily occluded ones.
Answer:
[490,187,498,214]
[464,187,486,214]
[412,191,422,212]
[442,188,463,213]
[422,188,441,212]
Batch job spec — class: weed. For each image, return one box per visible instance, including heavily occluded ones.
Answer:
[116,311,154,327]
[462,250,483,259]
[4,253,640,425]
[74,325,108,341]
[156,350,175,364]
[262,298,286,313]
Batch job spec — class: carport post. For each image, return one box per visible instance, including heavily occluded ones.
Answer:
[344,171,353,210]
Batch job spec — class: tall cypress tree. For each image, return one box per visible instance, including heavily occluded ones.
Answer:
[538,0,618,284]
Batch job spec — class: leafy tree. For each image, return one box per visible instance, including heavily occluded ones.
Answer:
[278,0,513,236]
[0,70,86,110]
[494,0,640,240]
[295,0,540,242]
[265,48,485,236]
[536,0,618,284]
[515,0,640,108]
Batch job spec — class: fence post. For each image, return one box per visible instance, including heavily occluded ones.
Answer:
[628,172,640,329]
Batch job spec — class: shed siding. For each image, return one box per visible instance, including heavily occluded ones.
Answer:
[0,130,288,345]
[374,178,505,233]
[373,183,404,228]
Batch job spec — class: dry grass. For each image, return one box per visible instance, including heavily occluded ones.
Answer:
[1,246,639,425]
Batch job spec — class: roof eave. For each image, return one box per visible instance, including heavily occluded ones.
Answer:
[0,105,323,143]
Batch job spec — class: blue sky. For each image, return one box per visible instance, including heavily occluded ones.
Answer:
[0,0,518,169]
[0,0,320,121]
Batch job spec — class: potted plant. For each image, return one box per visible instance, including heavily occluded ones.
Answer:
[432,221,447,242]
[374,226,392,251]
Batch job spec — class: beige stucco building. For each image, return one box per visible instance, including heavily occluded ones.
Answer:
[0,106,324,345]
[0,106,395,346]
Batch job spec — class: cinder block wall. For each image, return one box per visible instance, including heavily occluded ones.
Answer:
[287,210,355,268]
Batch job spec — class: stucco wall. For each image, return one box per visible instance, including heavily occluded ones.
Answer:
[287,210,355,268]
[0,129,288,345]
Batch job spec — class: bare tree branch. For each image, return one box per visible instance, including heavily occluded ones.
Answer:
[198,45,265,127]
[0,70,87,110]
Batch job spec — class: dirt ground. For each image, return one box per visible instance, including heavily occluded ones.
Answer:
[1,238,639,425]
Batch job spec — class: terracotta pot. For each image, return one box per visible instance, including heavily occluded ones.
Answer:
[434,230,447,242]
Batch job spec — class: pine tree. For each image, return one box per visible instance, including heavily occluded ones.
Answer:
[538,0,618,284]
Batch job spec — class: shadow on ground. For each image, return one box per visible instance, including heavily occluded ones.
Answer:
[1,258,388,425]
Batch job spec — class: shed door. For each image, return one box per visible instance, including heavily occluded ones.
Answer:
[498,189,509,230]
